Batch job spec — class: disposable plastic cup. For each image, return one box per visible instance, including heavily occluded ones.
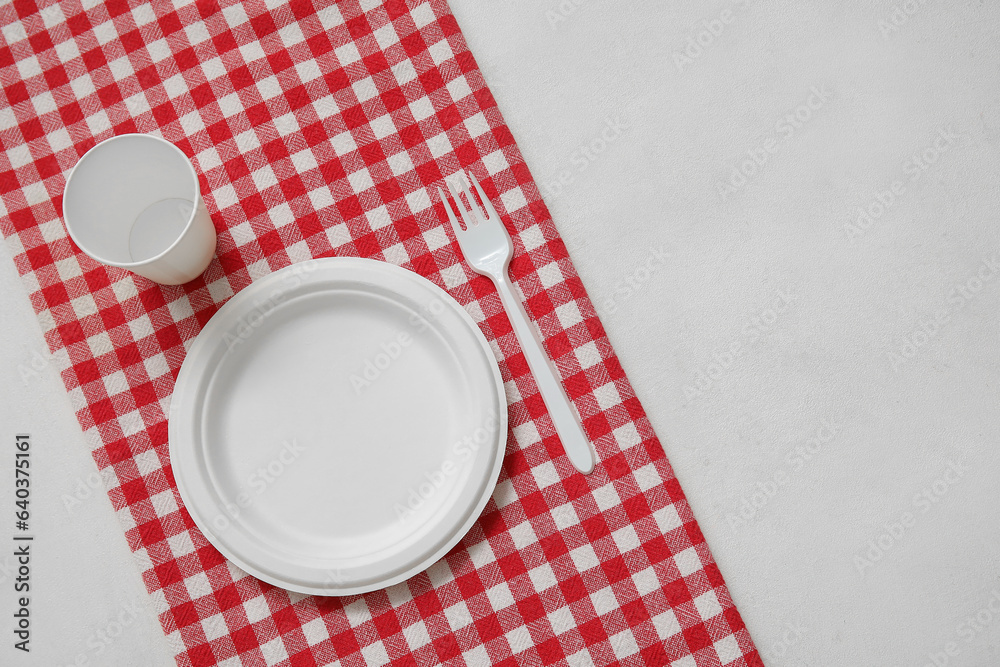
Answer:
[62,134,217,285]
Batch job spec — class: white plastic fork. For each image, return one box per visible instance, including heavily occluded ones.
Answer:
[438,172,595,475]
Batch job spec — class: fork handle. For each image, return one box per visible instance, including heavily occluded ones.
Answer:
[493,275,595,475]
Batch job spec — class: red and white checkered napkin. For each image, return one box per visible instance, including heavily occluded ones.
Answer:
[0,1,761,665]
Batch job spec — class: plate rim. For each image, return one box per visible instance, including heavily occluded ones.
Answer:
[168,257,507,596]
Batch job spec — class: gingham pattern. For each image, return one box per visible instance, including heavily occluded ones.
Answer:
[0,1,761,665]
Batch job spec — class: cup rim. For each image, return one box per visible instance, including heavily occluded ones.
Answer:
[62,133,202,269]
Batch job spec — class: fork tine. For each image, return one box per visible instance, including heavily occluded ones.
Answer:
[446,180,471,230]
[467,171,500,221]
[456,174,483,227]
[438,187,464,239]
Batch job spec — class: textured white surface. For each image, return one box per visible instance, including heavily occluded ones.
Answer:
[448,1,1000,665]
[2,2,999,666]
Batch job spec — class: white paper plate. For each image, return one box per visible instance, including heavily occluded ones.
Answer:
[169,258,506,595]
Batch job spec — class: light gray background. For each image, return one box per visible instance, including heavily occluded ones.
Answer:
[2,1,999,665]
